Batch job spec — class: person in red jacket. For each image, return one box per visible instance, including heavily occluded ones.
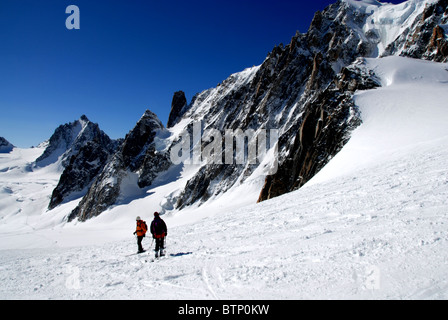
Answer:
[133,216,147,253]
[150,212,167,258]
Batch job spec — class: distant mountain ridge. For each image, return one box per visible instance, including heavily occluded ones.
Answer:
[68,110,171,221]
[0,137,14,153]
[30,0,447,221]
[34,115,120,210]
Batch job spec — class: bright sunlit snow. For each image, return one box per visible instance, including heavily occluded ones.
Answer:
[1,56,448,299]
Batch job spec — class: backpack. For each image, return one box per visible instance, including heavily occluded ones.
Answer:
[138,220,148,235]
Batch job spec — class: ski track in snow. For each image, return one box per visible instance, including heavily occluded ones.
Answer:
[1,56,448,299]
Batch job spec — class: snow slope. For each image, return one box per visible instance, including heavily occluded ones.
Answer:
[1,56,448,299]
[0,147,64,247]
[344,0,439,57]
[310,56,448,183]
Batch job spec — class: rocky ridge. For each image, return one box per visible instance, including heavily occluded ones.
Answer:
[42,0,448,221]
[37,116,119,210]
[0,137,14,153]
[68,110,171,221]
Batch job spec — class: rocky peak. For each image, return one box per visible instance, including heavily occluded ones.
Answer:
[35,115,115,168]
[0,137,14,153]
[258,58,381,202]
[371,0,448,62]
[175,0,446,209]
[121,109,164,170]
[67,0,448,221]
[167,91,188,128]
[45,116,119,210]
[69,109,171,221]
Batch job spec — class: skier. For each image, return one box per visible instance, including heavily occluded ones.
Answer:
[150,212,168,258]
[133,216,147,253]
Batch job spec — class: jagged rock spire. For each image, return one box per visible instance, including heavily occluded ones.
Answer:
[167,91,188,128]
[0,137,14,153]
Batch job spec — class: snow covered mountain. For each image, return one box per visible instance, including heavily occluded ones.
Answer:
[0,137,14,153]
[379,0,448,61]
[35,115,116,169]
[2,0,446,221]
[76,0,447,218]
[1,0,448,300]
[69,110,171,221]
[259,0,448,201]
[1,55,447,300]
[34,115,120,210]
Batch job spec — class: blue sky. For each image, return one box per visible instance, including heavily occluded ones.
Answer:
[0,0,406,147]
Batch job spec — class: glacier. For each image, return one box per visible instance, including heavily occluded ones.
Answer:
[1,55,447,299]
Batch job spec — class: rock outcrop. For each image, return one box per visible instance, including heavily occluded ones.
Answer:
[45,116,119,210]
[64,0,448,221]
[172,0,384,208]
[0,137,14,153]
[167,91,188,128]
[257,59,381,202]
[383,0,448,62]
[68,110,171,221]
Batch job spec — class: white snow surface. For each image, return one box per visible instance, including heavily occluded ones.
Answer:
[1,56,448,299]
[344,0,438,57]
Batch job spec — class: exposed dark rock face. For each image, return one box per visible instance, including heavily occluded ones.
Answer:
[69,110,172,221]
[172,0,381,208]
[60,0,448,222]
[69,154,124,221]
[36,117,85,168]
[45,116,119,210]
[36,115,115,168]
[175,0,448,208]
[257,59,381,202]
[48,139,113,209]
[427,25,448,61]
[167,91,188,128]
[0,137,14,153]
[383,0,448,62]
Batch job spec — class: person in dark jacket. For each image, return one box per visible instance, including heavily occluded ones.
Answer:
[150,212,167,258]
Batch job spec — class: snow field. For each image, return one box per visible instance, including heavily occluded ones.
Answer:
[1,137,447,299]
[1,56,448,299]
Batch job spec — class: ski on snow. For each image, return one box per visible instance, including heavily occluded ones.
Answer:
[125,250,147,257]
